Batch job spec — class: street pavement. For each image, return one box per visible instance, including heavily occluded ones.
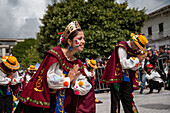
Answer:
[95,88,170,113]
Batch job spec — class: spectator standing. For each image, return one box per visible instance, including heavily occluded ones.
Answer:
[145,48,158,68]
[103,59,108,67]
[139,59,147,94]
[158,46,169,72]
[97,62,101,68]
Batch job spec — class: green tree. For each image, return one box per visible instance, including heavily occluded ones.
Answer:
[36,0,147,60]
[21,46,42,69]
[11,38,37,68]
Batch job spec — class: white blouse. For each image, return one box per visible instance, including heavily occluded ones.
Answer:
[26,74,32,84]
[47,62,92,96]
[0,70,22,86]
[118,40,141,71]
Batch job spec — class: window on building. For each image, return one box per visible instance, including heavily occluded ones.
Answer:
[0,48,2,54]
[6,48,9,53]
[159,23,164,32]
[148,27,152,35]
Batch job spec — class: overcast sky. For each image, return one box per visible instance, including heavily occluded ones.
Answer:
[0,0,169,39]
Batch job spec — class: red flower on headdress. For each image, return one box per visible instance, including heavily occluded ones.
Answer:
[58,32,63,35]
[58,32,64,45]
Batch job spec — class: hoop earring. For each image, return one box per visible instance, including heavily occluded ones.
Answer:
[68,45,73,51]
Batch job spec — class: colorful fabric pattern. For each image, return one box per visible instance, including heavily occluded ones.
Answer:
[55,71,68,113]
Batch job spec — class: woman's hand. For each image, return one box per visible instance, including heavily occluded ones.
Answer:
[68,64,80,82]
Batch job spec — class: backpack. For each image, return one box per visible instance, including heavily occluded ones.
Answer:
[155,68,166,82]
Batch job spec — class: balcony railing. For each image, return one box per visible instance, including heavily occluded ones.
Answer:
[158,31,164,39]
[147,35,152,41]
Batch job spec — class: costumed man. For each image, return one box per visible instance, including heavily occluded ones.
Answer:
[84,59,103,103]
[0,55,21,113]
[100,33,148,113]
[21,65,37,91]
[15,21,95,113]
[144,64,164,93]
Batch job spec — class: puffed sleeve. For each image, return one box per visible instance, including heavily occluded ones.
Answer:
[71,73,92,96]
[0,70,11,85]
[47,62,70,89]
[118,47,141,71]
[11,71,22,85]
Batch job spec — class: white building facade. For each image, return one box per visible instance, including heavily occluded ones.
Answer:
[141,5,170,50]
[0,38,24,59]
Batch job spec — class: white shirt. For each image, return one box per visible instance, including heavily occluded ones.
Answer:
[47,62,92,96]
[145,70,163,83]
[26,74,32,84]
[118,40,141,71]
[84,67,96,78]
[0,70,22,86]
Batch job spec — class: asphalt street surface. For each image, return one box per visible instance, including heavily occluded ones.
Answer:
[95,88,170,113]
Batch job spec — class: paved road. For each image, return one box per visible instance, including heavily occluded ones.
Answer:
[95,88,170,113]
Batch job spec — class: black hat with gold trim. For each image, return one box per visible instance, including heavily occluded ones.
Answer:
[27,65,37,71]
[1,56,20,70]
[87,59,97,69]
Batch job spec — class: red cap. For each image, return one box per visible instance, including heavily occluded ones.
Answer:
[146,64,153,68]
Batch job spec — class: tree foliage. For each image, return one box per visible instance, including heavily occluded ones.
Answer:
[36,0,147,60]
[21,46,42,69]
[11,38,38,69]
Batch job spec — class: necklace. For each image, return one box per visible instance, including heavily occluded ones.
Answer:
[61,48,76,61]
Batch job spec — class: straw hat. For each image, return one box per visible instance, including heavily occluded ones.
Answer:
[27,65,37,71]
[87,59,97,69]
[146,64,153,68]
[1,56,20,70]
[131,33,148,54]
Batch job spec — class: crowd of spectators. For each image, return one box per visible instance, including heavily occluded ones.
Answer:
[96,56,108,68]
[93,45,170,93]
[136,45,170,93]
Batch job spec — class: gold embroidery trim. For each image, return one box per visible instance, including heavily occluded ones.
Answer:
[50,49,84,70]
[115,63,120,76]
[18,96,50,106]
[34,69,45,92]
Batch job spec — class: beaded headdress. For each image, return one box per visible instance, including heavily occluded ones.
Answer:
[59,21,81,46]
[63,21,81,39]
